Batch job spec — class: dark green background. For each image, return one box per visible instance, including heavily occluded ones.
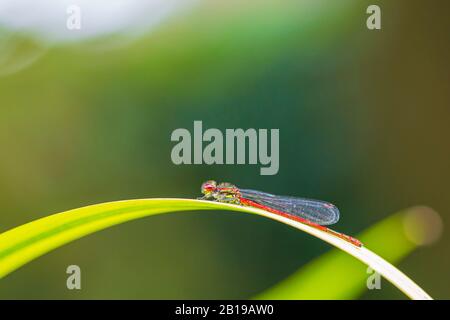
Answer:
[0,0,449,299]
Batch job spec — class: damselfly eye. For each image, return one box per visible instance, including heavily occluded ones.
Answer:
[201,180,217,194]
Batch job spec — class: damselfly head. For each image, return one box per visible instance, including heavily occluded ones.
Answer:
[201,180,217,195]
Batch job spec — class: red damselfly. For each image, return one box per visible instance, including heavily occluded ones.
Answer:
[199,180,362,247]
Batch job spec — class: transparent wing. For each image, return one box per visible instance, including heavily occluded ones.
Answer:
[240,189,340,225]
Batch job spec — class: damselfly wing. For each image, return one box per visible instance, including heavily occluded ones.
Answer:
[239,189,340,226]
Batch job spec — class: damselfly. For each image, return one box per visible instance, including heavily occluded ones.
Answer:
[199,180,362,247]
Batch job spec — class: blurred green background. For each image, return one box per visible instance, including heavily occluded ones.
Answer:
[0,0,449,299]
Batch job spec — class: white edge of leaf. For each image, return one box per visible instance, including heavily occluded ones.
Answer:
[187,199,432,300]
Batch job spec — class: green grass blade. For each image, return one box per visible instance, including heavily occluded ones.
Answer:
[0,199,433,299]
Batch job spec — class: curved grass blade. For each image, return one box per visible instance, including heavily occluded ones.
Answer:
[0,198,432,299]
[256,206,440,299]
